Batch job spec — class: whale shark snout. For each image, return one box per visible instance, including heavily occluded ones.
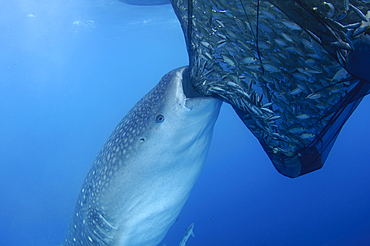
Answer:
[63,66,221,246]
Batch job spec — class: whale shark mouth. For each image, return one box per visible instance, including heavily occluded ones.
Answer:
[170,0,370,177]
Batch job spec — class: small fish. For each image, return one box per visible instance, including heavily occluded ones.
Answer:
[226,29,237,39]
[179,223,195,246]
[263,64,280,73]
[227,81,241,89]
[289,127,305,134]
[245,64,262,71]
[282,33,293,42]
[204,69,213,76]
[215,19,225,28]
[293,72,308,81]
[349,4,368,22]
[269,115,281,121]
[204,51,213,60]
[216,32,227,39]
[344,30,355,50]
[235,18,246,32]
[300,133,315,139]
[263,102,273,108]
[209,86,225,93]
[306,92,322,99]
[261,107,274,114]
[303,69,322,75]
[343,22,361,29]
[307,29,322,44]
[331,40,352,50]
[316,102,328,110]
[323,2,335,18]
[353,24,368,36]
[285,47,304,56]
[237,89,251,100]
[275,39,288,47]
[222,55,235,67]
[296,114,310,120]
[201,41,213,49]
[241,57,258,64]
[304,59,317,66]
[217,40,227,48]
[290,88,302,95]
[282,20,301,30]
[334,10,348,21]
[332,68,348,81]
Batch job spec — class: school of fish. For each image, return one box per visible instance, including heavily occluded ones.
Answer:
[171,0,370,177]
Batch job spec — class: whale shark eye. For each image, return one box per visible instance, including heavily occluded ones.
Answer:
[155,114,164,123]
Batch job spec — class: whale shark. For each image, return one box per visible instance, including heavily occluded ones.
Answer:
[62,67,221,245]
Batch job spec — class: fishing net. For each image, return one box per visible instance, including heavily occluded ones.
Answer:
[171,0,370,177]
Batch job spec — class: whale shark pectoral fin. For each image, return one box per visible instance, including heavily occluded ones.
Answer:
[85,208,117,244]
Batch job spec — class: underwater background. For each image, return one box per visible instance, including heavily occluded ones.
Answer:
[0,1,369,245]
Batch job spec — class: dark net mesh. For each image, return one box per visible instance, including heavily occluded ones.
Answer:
[171,0,370,177]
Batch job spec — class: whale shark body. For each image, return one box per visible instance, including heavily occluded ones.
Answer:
[63,67,221,245]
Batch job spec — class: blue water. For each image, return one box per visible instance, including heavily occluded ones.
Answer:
[1,1,370,245]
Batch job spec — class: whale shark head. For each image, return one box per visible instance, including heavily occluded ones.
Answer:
[63,66,221,246]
